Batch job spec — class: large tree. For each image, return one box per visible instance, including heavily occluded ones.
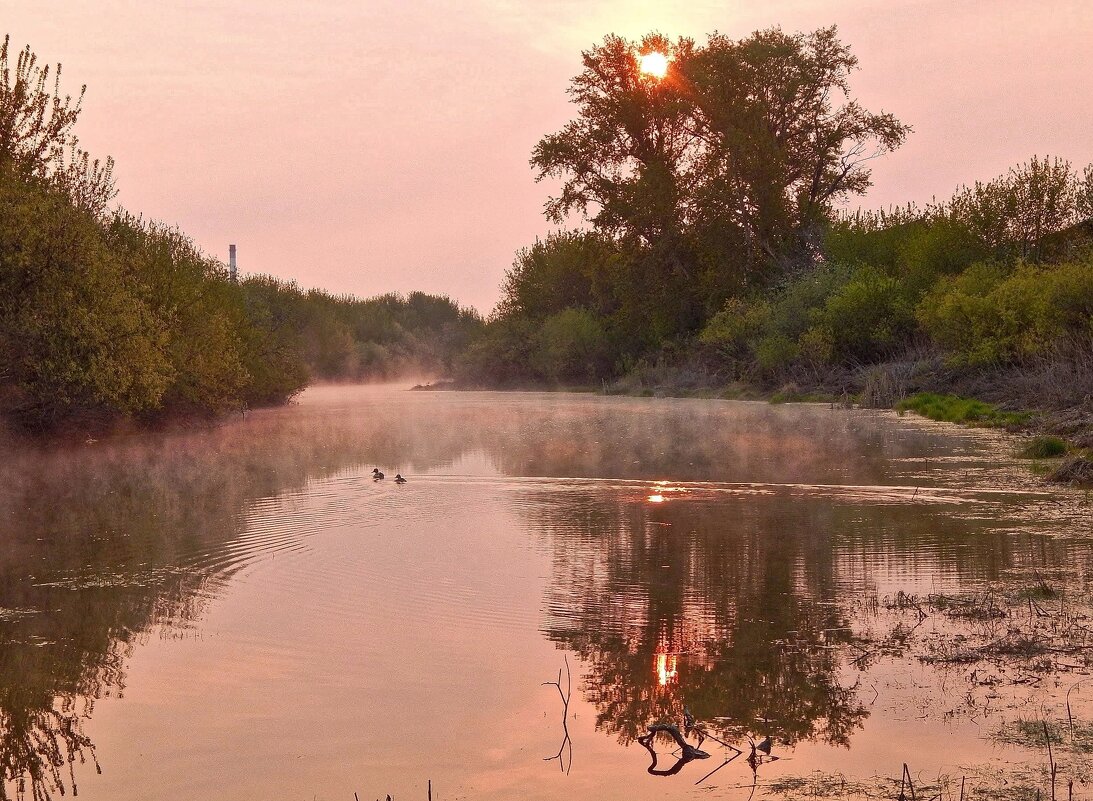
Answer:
[531,26,909,333]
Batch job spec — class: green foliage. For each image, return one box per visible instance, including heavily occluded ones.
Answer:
[1019,436,1067,459]
[896,393,1029,427]
[826,210,990,292]
[0,35,116,215]
[806,267,915,363]
[698,261,915,375]
[535,308,609,383]
[456,315,542,386]
[106,213,250,413]
[531,26,909,344]
[1079,164,1093,222]
[755,335,799,374]
[0,36,481,430]
[497,230,617,321]
[946,156,1092,262]
[698,298,771,361]
[0,172,172,426]
[918,258,1093,366]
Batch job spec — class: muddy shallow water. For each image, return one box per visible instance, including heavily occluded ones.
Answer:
[1,385,1091,800]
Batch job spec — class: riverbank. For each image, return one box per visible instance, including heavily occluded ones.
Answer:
[442,352,1093,485]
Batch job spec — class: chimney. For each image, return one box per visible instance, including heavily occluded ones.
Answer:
[229,244,237,282]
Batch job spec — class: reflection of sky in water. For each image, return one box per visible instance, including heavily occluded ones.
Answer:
[0,385,1090,800]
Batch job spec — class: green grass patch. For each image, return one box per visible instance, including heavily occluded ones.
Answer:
[1019,436,1068,458]
[896,392,1030,427]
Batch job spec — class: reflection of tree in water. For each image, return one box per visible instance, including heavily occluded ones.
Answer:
[534,486,1076,753]
[537,490,866,748]
[0,396,485,799]
[0,565,230,798]
[1,650,106,801]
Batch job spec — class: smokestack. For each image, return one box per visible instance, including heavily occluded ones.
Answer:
[228,244,237,282]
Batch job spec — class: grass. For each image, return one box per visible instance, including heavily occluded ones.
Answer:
[896,392,1031,427]
[994,718,1093,755]
[1019,435,1069,458]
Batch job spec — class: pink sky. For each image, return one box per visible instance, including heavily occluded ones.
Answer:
[7,1,1092,312]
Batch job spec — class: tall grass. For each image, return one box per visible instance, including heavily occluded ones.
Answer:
[896,392,1030,427]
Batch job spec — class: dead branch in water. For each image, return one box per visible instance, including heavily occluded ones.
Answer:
[542,655,573,774]
[636,723,711,778]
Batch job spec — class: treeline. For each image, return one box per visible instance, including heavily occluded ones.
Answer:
[700,156,1093,383]
[0,36,480,432]
[240,278,482,383]
[457,27,1093,408]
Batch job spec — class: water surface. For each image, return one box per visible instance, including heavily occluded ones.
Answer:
[1,386,1090,800]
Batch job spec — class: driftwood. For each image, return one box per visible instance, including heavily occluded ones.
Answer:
[636,723,710,776]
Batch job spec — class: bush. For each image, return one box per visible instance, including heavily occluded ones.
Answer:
[807,266,915,363]
[535,308,609,383]
[455,315,542,385]
[918,259,1093,366]
[755,334,799,375]
[698,297,771,360]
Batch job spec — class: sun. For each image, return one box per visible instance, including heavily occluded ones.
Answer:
[639,51,669,79]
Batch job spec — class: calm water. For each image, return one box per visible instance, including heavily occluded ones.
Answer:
[1,385,1090,800]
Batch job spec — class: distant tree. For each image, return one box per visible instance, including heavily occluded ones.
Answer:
[1007,156,1079,261]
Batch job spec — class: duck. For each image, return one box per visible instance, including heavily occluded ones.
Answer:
[372,468,385,480]
[394,474,407,484]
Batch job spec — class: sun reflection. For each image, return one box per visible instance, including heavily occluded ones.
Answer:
[639,51,669,79]
[648,494,665,503]
[654,651,678,686]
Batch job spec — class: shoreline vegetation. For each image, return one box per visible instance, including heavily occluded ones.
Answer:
[441,27,1093,482]
[415,376,1093,485]
[3,26,1092,480]
[0,36,482,438]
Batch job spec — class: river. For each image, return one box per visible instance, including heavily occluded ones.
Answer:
[1,385,1090,800]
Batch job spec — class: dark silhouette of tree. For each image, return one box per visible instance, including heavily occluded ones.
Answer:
[531,27,910,337]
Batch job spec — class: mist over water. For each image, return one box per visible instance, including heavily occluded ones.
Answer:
[0,385,1089,800]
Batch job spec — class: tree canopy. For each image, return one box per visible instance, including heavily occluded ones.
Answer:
[532,26,910,298]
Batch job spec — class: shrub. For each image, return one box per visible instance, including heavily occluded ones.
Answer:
[808,266,915,363]
[456,315,542,385]
[755,334,798,375]
[698,298,771,360]
[1019,436,1068,458]
[918,259,1093,366]
[535,307,609,383]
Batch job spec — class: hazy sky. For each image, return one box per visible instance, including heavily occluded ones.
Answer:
[7,1,1092,311]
